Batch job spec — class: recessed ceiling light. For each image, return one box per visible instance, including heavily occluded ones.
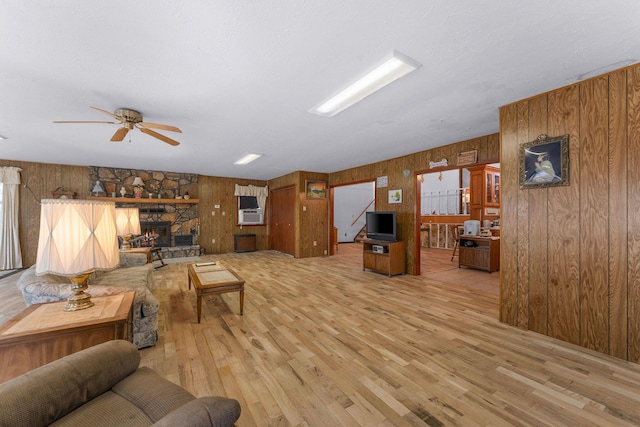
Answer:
[310,50,421,117]
[234,153,262,165]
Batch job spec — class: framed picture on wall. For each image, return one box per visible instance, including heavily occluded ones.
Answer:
[305,180,327,199]
[520,134,569,189]
[388,189,402,204]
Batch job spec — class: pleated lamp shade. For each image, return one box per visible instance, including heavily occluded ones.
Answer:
[35,199,119,277]
[115,208,141,236]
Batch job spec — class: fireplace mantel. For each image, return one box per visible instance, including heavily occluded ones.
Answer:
[87,196,198,204]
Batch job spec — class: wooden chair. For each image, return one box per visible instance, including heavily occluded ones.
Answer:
[451,225,464,262]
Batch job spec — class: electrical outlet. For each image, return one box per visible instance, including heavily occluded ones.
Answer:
[211,211,215,216]
[324,250,327,255]
[222,211,226,216]
[303,206,307,211]
[313,240,317,246]
[212,238,215,244]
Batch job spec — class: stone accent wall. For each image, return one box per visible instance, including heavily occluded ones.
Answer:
[89,166,201,253]
[89,167,197,199]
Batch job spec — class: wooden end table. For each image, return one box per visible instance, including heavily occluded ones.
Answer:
[187,262,244,323]
[0,292,134,383]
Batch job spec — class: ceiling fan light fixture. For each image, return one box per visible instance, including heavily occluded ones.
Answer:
[310,50,421,117]
[54,107,181,146]
[234,153,262,165]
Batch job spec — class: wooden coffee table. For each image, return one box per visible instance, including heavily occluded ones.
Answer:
[187,262,244,323]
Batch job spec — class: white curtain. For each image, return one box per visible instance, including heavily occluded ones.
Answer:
[0,167,23,269]
[234,184,269,211]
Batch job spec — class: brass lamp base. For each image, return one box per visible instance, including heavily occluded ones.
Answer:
[64,271,95,312]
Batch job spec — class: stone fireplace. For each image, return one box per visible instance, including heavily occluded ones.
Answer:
[89,166,204,259]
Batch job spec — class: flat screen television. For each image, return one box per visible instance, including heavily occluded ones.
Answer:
[366,211,397,242]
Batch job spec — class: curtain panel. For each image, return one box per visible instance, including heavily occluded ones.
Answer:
[0,167,23,269]
[233,184,268,212]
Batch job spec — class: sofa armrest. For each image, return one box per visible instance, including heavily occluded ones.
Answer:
[152,396,241,427]
[0,340,140,427]
[119,251,149,268]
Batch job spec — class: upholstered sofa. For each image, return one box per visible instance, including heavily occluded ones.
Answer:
[0,340,241,427]
[16,252,158,348]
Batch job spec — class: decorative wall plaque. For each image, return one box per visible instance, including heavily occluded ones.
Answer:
[457,150,478,166]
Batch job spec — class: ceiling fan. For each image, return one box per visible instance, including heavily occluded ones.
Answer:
[54,106,181,146]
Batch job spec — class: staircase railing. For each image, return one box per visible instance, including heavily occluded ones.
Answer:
[351,199,375,227]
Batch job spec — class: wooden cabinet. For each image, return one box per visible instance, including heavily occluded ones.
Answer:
[362,240,405,276]
[458,236,500,272]
[468,165,500,222]
[0,293,134,383]
[485,167,500,206]
[234,234,257,252]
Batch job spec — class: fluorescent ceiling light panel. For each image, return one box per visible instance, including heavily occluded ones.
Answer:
[310,50,421,117]
[234,153,262,165]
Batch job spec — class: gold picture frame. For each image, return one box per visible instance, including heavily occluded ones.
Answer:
[305,180,327,199]
[520,134,569,189]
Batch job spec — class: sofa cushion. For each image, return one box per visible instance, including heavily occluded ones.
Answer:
[151,397,242,427]
[50,392,153,427]
[112,368,196,422]
[91,265,159,317]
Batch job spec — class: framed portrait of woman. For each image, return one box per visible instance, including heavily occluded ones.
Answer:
[520,134,569,189]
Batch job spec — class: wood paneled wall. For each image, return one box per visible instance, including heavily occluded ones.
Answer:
[0,160,90,266]
[267,171,330,258]
[197,176,268,254]
[0,160,270,265]
[500,63,640,362]
[330,133,499,274]
[4,135,498,269]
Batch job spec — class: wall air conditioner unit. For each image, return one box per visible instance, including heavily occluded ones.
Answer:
[238,209,264,225]
[238,195,264,225]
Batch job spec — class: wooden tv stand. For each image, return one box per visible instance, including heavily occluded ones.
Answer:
[362,240,405,276]
[458,235,500,272]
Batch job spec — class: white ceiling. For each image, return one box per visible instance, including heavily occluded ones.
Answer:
[1,1,639,180]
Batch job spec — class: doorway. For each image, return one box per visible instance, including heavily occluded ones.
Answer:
[333,182,375,244]
[269,185,296,256]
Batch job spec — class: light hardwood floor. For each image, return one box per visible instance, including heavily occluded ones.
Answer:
[2,245,640,426]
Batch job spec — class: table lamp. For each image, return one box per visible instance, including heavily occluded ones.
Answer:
[132,176,144,198]
[116,207,141,250]
[35,199,119,311]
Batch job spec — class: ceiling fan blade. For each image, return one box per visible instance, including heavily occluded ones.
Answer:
[111,127,129,142]
[139,122,182,133]
[139,127,180,146]
[90,106,122,121]
[53,120,116,124]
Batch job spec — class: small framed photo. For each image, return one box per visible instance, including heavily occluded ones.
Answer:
[520,134,569,189]
[388,189,402,204]
[305,180,327,199]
